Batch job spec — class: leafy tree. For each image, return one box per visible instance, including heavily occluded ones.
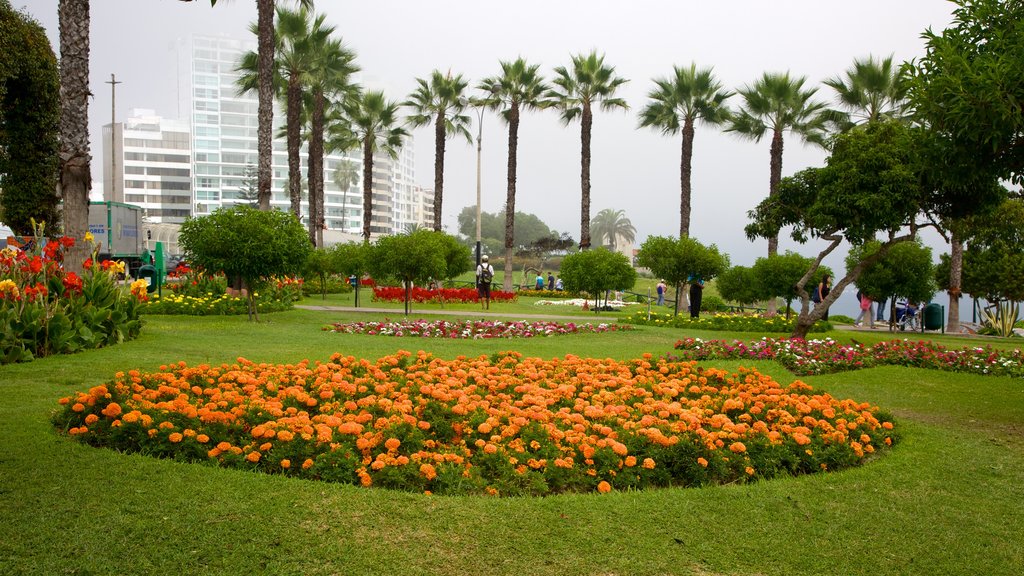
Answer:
[752,252,831,319]
[331,241,370,307]
[847,239,935,330]
[635,235,729,316]
[559,248,637,310]
[589,208,636,252]
[345,90,407,243]
[179,205,311,320]
[478,58,550,291]
[366,230,447,315]
[304,246,337,300]
[0,1,60,234]
[404,70,473,231]
[638,63,731,237]
[715,266,760,308]
[236,164,260,207]
[434,231,474,284]
[824,54,909,131]
[548,51,629,250]
[455,206,561,249]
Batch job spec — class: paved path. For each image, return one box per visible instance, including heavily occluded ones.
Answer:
[296,304,621,323]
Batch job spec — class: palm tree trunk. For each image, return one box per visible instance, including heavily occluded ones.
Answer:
[679,118,695,238]
[580,104,593,251]
[947,231,963,333]
[58,0,92,274]
[362,136,373,242]
[504,103,520,292]
[286,76,303,219]
[766,128,784,315]
[311,89,326,247]
[256,0,274,211]
[432,110,445,231]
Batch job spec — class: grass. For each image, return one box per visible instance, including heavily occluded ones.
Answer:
[2,308,1023,575]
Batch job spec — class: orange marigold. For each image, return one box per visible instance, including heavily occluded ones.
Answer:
[642,458,656,470]
[302,458,315,470]
[280,459,291,469]
[697,457,709,468]
[246,451,261,463]
[84,414,99,425]
[597,481,612,493]
[168,432,183,443]
[729,442,747,454]
[196,434,210,444]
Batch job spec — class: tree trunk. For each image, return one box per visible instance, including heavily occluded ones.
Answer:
[58,0,92,274]
[307,138,317,245]
[256,0,274,211]
[432,110,446,231]
[947,231,963,333]
[503,103,520,292]
[766,128,784,315]
[679,117,695,238]
[362,136,373,242]
[579,103,593,250]
[286,75,303,219]
[311,89,326,247]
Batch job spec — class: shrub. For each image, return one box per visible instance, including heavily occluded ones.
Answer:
[621,311,832,333]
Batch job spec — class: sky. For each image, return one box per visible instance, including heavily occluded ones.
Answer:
[21,0,959,315]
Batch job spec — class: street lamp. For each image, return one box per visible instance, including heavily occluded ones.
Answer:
[474,103,484,267]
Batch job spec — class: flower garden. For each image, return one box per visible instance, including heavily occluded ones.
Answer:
[623,310,833,333]
[324,319,632,338]
[54,350,897,496]
[145,272,303,315]
[372,285,517,304]
[671,337,1024,378]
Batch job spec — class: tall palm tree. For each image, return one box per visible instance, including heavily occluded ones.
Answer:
[638,63,732,238]
[727,71,829,257]
[478,58,549,291]
[404,70,474,232]
[549,51,629,251]
[344,90,408,242]
[183,0,312,209]
[824,54,908,131]
[58,0,91,273]
[590,208,636,252]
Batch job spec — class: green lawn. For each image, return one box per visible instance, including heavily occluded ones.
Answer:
[1,309,1022,575]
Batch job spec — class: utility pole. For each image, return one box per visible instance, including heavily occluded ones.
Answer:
[106,74,121,202]
[474,104,484,267]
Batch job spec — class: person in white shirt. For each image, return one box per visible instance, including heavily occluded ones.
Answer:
[476,255,494,309]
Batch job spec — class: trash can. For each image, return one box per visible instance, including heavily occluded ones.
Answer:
[924,303,943,331]
[136,264,158,293]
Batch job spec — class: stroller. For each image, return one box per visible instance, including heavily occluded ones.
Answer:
[894,301,919,331]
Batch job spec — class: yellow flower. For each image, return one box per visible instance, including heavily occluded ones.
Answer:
[84,231,95,244]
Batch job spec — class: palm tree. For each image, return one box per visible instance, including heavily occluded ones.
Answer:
[638,63,732,238]
[824,54,908,131]
[727,71,829,257]
[344,90,408,242]
[549,51,629,251]
[478,58,549,291]
[404,70,474,232]
[332,157,361,233]
[183,0,312,209]
[58,0,91,273]
[590,208,636,252]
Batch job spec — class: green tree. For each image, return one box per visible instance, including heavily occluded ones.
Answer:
[715,266,760,308]
[236,164,259,207]
[366,230,447,315]
[179,205,311,320]
[404,70,473,231]
[549,51,629,250]
[727,72,829,261]
[559,248,637,309]
[635,236,729,316]
[331,241,370,307]
[752,252,831,319]
[304,246,337,300]
[638,63,732,237]
[345,90,407,243]
[478,58,550,291]
[824,54,909,131]
[589,208,636,252]
[0,1,60,234]
[434,231,474,284]
[847,239,935,330]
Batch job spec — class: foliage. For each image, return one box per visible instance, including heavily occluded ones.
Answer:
[301,274,352,296]
[345,90,408,241]
[673,336,1024,378]
[558,248,636,305]
[846,239,936,307]
[936,198,1024,305]
[148,273,301,315]
[55,351,896,496]
[456,206,564,249]
[435,232,474,282]
[325,319,630,338]
[0,1,60,234]
[366,230,455,313]
[371,285,516,305]
[824,54,909,130]
[621,310,831,333]
[179,206,311,320]
[635,236,729,312]
[752,252,831,313]
[0,234,144,364]
[589,208,636,251]
[304,247,336,300]
[715,266,759,307]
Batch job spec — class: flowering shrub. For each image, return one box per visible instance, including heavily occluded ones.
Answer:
[522,289,582,299]
[671,337,1024,378]
[0,232,144,363]
[55,351,897,496]
[324,319,633,338]
[372,286,517,304]
[622,310,832,333]
[148,271,302,315]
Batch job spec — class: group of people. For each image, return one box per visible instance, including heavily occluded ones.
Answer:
[535,272,563,291]
[474,258,566,310]
[655,277,705,318]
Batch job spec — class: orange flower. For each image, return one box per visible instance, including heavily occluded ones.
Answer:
[384,438,401,451]
[729,442,747,454]
[71,403,85,413]
[84,414,99,425]
[168,432,183,443]
[642,458,656,470]
[597,481,612,493]
[302,458,315,470]
[696,457,708,468]
[216,442,231,452]
[624,456,637,467]
[196,434,210,444]
[745,466,755,476]
[419,463,437,480]
[280,459,291,469]
[246,451,261,463]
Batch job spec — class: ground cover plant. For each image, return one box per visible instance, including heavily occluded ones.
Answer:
[372,285,517,304]
[53,349,896,496]
[147,272,303,315]
[324,318,632,338]
[3,310,1022,575]
[622,310,832,333]
[672,336,1024,378]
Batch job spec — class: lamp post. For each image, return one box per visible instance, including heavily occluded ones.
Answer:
[474,103,484,267]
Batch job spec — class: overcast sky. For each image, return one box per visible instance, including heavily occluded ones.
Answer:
[23,0,956,282]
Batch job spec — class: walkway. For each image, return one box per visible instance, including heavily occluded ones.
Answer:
[296,304,620,323]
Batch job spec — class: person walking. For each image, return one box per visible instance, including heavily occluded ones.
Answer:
[476,255,494,310]
[876,296,887,323]
[536,272,545,290]
[547,272,555,291]
[855,291,875,328]
[689,277,704,318]
[656,280,666,306]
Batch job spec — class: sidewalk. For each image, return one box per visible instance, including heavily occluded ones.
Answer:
[296,304,620,323]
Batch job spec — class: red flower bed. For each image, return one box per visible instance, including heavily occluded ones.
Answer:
[372,286,517,304]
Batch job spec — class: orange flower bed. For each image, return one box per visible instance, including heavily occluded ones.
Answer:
[54,351,897,496]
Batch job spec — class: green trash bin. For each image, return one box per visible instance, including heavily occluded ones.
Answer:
[924,303,943,331]
[136,264,158,293]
